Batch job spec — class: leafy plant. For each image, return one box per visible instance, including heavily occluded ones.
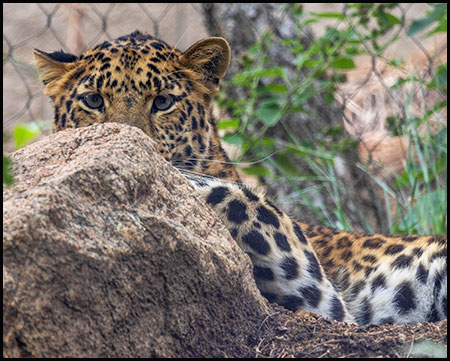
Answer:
[3,122,41,185]
[3,154,14,185]
[13,122,41,149]
[217,3,447,235]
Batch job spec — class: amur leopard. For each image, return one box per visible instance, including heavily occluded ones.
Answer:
[34,31,447,325]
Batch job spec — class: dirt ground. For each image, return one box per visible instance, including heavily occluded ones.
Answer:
[244,305,447,358]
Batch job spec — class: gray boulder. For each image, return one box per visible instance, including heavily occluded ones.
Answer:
[3,123,269,357]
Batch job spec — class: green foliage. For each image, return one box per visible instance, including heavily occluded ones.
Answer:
[3,122,42,185]
[3,132,15,186]
[217,3,447,235]
[13,122,41,149]
[3,154,14,185]
[408,3,447,37]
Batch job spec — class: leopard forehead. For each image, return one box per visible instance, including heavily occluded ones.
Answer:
[82,31,180,70]
[74,31,186,97]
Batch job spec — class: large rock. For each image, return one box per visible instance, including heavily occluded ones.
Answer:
[3,123,269,357]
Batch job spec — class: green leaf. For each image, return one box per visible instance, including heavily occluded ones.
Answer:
[331,57,355,70]
[427,64,447,91]
[273,66,288,81]
[222,132,246,145]
[309,11,343,19]
[256,99,283,126]
[287,145,335,160]
[243,165,272,177]
[217,118,240,130]
[258,84,288,94]
[408,4,446,36]
[248,44,262,56]
[304,19,318,25]
[323,124,343,137]
[425,21,447,37]
[252,69,280,78]
[303,59,319,68]
[325,91,335,105]
[262,137,276,149]
[292,87,316,107]
[275,154,298,175]
[3,155,14,185]
[387,57,404,67]
[408,17,436,35]
[384,13,402,25]
[294,53,307,69]
[13,123,41,149]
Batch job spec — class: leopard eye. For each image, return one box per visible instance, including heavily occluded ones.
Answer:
[83,93,104,109]
[153,94,175,111]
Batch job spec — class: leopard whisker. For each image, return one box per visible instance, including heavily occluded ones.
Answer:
[177,168,244,187]
[182,150,280,166]
[164,68,218,83]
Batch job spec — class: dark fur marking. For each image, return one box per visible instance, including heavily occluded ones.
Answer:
[330,296,345,322]
[415,263,428,284]
[299,284,321,308]
[371,274,386,293]
[379,317,395,324]
[348,280,364,300]
[242,230,270,255]
[256,206,280,229]
[280,295,304,312]
[293,223,308,244]
[362,238,386,249]
[41,50,78,63]
[391,254,413,269]
[362,255,377,264]
[191,116,198,130]
[341,250,353,262]
[356,297,373,325]
[242,187,259,202]
[261,292,277,303]
[254,265,274,281]
[65,100,72,113]
[206,186,228,206]
[274,232,291,252]
[384,244,404,255]
[393,282,416,315]
[280,257,298,280]
[337,236,351,248]
[304,250,323,282]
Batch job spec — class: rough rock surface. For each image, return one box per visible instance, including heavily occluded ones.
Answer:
[3,123,269,357]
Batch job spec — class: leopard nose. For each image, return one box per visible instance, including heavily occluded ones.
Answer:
[111,114,129,125]
[112,112,141,127]
[123,96,135,109]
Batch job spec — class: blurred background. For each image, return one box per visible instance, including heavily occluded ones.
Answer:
[3,3,447,235]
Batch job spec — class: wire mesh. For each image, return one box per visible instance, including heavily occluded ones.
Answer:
[3,3,445,137]
[3,3,206,142]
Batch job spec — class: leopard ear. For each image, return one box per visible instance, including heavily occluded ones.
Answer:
[33,49,78,99]
[179,37,230,91]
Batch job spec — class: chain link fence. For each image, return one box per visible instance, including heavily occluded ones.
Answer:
[3,3,207,149]
[3,3,445,142]
[3,3,447,232]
